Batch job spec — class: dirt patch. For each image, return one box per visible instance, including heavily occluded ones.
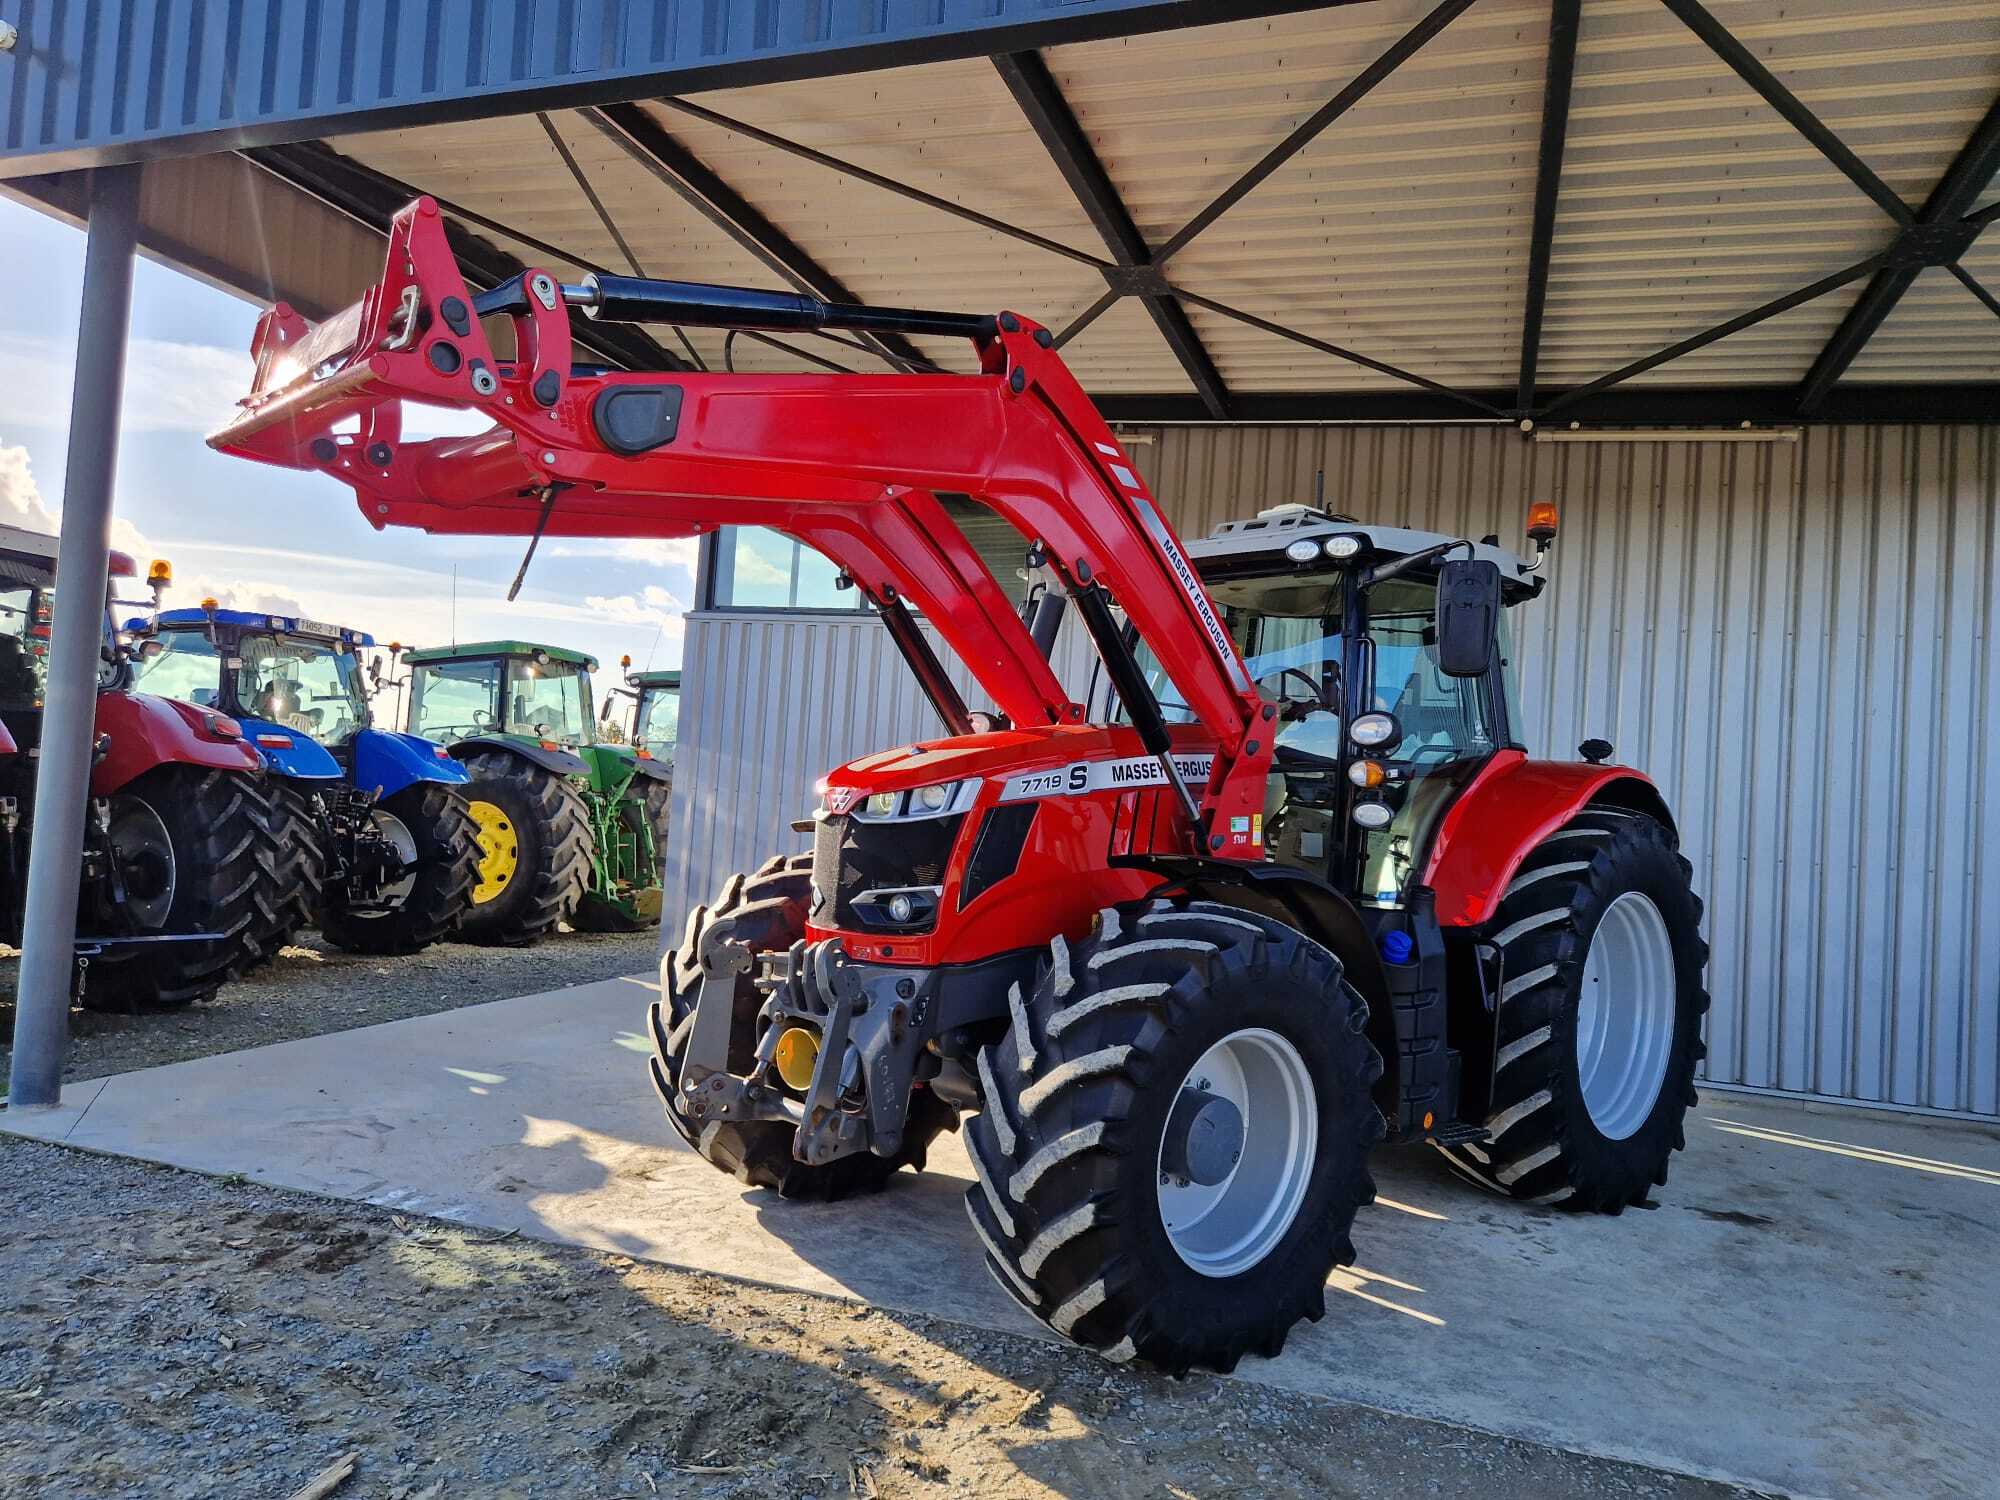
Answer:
[0,928,659,1088]
[0,1137,1771,1499]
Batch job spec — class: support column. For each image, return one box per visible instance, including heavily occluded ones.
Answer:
[8,164,141,1109]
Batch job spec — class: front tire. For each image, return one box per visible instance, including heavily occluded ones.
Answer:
[963,899,1385,1374]
[1433,809,1710,1211]
[240,780,324,969]
[319,785,480,956]
[81,767,286,1010]
[646,853,955,1199]
[453,752,591,947]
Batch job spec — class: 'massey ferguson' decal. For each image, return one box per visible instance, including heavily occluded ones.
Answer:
[999,754,1214,803]
[1132,497,1253,694]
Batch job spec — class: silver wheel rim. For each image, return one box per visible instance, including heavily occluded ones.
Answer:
[1156,1027,1317,1278]
[108,797,177,930]
[1576,891,1677,1140]
[354,808,419,918]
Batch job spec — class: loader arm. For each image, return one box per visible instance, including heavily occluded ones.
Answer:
[209,197,1274,850]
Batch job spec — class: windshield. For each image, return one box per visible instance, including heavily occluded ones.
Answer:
[0,568,120,708]
[0,581,50,708]
[506,659,591,744]
[1129,571,1347,763]
[132,629,224,708]
[237,634,369,742]
[408,658,501,743]
[636,685,679,754]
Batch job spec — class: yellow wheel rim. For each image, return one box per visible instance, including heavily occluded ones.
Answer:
[467,798,519,904]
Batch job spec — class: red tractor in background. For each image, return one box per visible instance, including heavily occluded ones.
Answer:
[0,525,285,1008]
[211,199,1709,1374]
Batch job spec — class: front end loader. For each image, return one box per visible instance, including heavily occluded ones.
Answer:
[210,199,1710,1374]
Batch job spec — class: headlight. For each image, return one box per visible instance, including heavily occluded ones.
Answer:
[887,893,916,924]
[1325,534,1364,559]
[1285,538,1320,563]
[1352,800,1393,830]
[865,791,900,819]
[1350,711,1400,748]
[1348,759,1385,788]
[851,779,974,822]
[914,782,952,812]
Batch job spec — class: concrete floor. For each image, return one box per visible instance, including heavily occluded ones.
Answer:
[8,976,1997,1499]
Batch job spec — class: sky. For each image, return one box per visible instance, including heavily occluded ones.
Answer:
[0,196,692,689]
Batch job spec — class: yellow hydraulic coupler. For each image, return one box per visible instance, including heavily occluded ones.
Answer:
[773,1026,821,1092]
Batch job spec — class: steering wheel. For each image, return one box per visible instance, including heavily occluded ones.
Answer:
[472,706,496,729]
[1258,667,1325,722]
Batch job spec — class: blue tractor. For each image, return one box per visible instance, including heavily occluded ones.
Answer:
[129,606,479,955]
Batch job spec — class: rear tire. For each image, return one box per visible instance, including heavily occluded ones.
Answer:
[453,752,591,947]
[646,853,955,1199]
[963,899,1385,1374]
[80,766,286,1010]
[1433,809,1709,1211]
[319,785,479,956]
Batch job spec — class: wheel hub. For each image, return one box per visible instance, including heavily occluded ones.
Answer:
[1576,891,1677,1140]
[466,798,517,905]
[1156,1028,1317,1278]
[1160,1085,1245,1187]
[107,797,177,930]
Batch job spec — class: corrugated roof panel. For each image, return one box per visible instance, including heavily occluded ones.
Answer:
[1844,251,2000,383]
[330,114,781,293]
[1542,0,1999,385]
[1050,0,1548,390]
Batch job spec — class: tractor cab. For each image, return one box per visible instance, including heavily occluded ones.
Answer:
[629,670,681,760]
[133,607,374,769]
[403,640,596,750]
[0,523,140,733]
[1170,504,1546,911]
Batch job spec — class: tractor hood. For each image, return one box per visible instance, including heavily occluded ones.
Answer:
[819,722,1218,807]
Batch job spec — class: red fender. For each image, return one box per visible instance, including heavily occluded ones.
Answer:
[1421,749,1675,928]
[89,691,264,797]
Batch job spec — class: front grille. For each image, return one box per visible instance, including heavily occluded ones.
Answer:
[811,811,965,933]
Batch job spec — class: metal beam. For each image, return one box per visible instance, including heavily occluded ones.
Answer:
[1797,94,2000,411]
[1950,263,2000,322]
[1659,0,1912,226]
[1540,253,1888,418]
[9,165,141,1110]
[1175,288,1503,416]
[581,103,927,372]
[656,97,1110,272]
[1092,382,2000,426]
[241,142,686,374]
[1517,0,1582,415]
[1153,0,1479,264]
[993,51,1232,418]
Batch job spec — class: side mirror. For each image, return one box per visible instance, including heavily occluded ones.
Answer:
[1435,558,1500,678]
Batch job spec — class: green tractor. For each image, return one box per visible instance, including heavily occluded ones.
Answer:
[399,641,670,942]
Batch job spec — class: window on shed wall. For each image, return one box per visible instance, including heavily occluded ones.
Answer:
[705,502,1034,613]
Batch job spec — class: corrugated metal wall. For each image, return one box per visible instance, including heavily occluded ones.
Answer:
[667,423,2000,1119]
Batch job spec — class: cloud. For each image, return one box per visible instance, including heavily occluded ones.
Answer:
[548,536,701,570]
[0,333,252,435]
[0,443,59,531]
[0,334,496,440]
[580,583,687,629]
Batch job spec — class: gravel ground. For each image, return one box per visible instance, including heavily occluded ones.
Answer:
[0,929,661,1088]
[0,1138,1772,1500]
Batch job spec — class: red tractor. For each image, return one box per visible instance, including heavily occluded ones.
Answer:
[0,526,286,1007]
[212,200,1708,1374]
